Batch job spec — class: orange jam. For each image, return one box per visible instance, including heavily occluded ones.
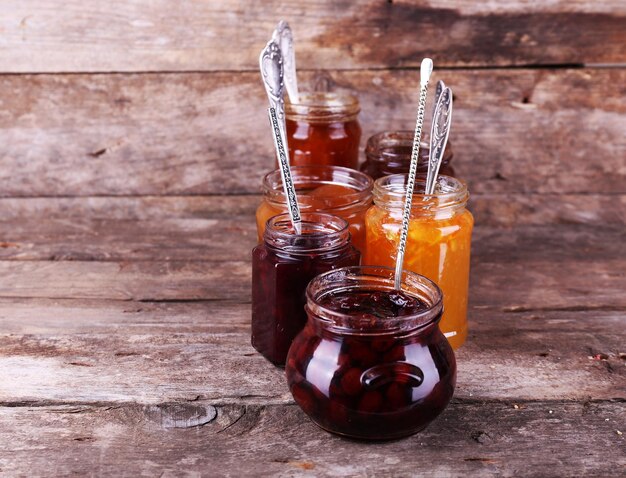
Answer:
[363,175,473,349]
[285,92,361,169]
[256,166,373,253]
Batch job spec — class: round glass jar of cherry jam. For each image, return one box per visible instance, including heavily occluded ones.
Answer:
[285,92,361,170]
[252,213,360,366]
[256,165,373,253]
[360,130,455,180]
[286,265,456,440]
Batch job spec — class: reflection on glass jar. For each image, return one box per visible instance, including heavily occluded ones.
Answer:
[286,266,456,440]
[256,165,373,253]
[251,213,360,366]
[360,130,455,180]
[285,92,361,170]
[363,175,473,349]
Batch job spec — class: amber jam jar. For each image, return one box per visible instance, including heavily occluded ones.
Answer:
[285,92,362,169]
[360,131,455,180]
[364,175,473,349]
[286,266,456,440]
[251,213,360,366]
[256,166,373,253]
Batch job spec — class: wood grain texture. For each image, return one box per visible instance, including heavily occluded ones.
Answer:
[2,401,624,477]
[0,194,624,228]
[0,252,622,307]
[0,194,626,262]
[0,1,624,72]
[0,68,624,196]
[0,299,624,405]
[0,197,623,262]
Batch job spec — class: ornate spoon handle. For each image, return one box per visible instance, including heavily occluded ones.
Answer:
[273,21,299,104]
[426,87,453,195]
[259,40,301,233]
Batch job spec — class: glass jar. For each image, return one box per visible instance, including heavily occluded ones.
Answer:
[360,131,455,180]
[251,213,360,366]
[286,265,456,440]
[285,92,362,169]
[256,165,373,253]
[363,175,473,349]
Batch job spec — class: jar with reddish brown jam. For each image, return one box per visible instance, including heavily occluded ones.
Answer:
[251,213,360,366]
[360,131,455,180]
[285,92,361,169]
[286,266,456,440]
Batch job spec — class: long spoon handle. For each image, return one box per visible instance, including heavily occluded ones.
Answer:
[394,58,433,290]
[260,40,301,233]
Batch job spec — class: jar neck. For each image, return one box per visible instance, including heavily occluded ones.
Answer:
[306,266,443,337]
[263,213,351,257]
[373,174,469,218]
[285,92,360,123]
[263,165,373,211]
[365,131,453,168]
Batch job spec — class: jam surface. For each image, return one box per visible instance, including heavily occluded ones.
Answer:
[286,289,455,440]
[318,289,428,319]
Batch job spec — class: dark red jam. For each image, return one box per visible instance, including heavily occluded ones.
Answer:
[251,214,360,366]
[360,131,455,180]
[319,289,427,319]
[286,281,455,440]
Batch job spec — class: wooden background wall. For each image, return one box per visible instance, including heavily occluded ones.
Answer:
[0,0,623,229]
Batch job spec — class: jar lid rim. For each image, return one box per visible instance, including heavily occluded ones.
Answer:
[306,265,444,335]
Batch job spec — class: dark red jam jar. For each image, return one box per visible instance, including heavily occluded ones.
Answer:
[251,213,361,366]
[360,131,455,180]
[286,265,456,440]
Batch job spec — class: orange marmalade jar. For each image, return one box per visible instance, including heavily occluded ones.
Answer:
[285,92,361,169]
[256,166,373,253]
[363,175,473,349]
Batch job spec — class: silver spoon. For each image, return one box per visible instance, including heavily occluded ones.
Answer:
[425,86,453,195]
[273,21,299,104]
[434,80,445,115]
[394,58,433,290]
[259,39,301,233]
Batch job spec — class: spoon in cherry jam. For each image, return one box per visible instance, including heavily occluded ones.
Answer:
[320,289,427,320]
[393,58,433,290]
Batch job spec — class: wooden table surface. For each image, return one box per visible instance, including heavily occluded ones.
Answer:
[1,1,625,476]
[0,196,623,476]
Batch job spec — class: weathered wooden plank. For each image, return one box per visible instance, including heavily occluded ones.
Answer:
[1,401,624,477]
[0,195,623,261]
[0,216,257,262]
[0,300,624,404]
[0,260,250,301]
[0,68,624,196]
[0,194,624,227]
[0,1,624,72]
[0,256,622,308]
